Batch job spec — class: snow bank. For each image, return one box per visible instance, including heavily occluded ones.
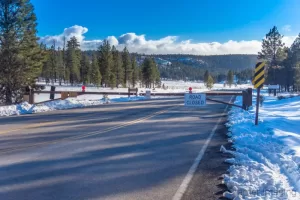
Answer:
[0,96,145,117]
[0,102,35,116]
[222,94,300,199]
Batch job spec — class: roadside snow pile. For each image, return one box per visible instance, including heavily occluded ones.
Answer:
[0,96,146,117]
[0,102,35,116]
[34,98,105,112]
[110,96,146,102]
[222,95,300,200]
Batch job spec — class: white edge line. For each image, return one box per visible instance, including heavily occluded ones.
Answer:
[172,95,234,200]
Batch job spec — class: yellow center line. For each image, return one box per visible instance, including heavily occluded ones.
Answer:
[0,106,178,154]
[0,121,59,135]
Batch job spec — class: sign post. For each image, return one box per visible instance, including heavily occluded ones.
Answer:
[255,89,260,125]
[146,90,151,99]
[253,62,266,125]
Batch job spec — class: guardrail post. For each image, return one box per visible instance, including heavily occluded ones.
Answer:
[242,88,253,110]
[50,86,56,100]
[247,88,252,107]
[242,91,247,110]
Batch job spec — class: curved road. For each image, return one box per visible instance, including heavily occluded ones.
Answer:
[0,97,232,200]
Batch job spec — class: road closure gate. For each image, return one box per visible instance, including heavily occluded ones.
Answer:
[31,87,252,110]
[195,88,252,110]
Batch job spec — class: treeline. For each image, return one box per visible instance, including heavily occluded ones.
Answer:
[41,37,160,88]
[159,62,207,81]
[258,26,300,91]
[159,60,253,83]
[235,68,254,83]
[153,54,258,70]
[203,69,235,89]
[152,54,257,81]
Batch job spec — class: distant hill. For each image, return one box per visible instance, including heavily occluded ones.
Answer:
[84,50,257,81]
[151,54,258,70]
[138,54,258,81]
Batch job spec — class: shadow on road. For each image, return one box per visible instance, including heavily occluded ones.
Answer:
[0,96,232,200]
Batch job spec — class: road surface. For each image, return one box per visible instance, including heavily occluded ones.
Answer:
[0,97,232,200]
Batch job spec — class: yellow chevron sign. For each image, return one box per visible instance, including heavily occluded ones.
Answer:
[254,62,266,89]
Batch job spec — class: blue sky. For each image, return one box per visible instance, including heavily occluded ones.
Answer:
[32,0,300,54]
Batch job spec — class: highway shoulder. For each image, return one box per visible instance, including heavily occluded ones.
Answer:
[181,111,232,200]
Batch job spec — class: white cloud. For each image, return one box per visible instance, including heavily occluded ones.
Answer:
[39,25,297,55]
[106,36,119,46]
[40,25,102,50]
[282,25,292,32]
[282,35,297,46]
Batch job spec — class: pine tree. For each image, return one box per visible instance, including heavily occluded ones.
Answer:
[56,48,64,86]
[109,73,116,89]
[62,36,67,83]
[293,62,300,91]
[0,0,45,104]
[138,67,143,87]
[276,47,289,90]
[142,58,152,88]
[131,56,139,88]
[112,46,124,88]
[42,47,51,85]
[289,34,300,91]
[206,75,214,89]
[80,54,91,85]
[98,40,113,87]
[90,54,101,86]
[49,42,57,84]
[258,26,284,84]
[227,70,234,88]
[154,63,161,87]
[204,70,209,83]
[43,43,60,85]
[66,36,81,85]
[142,58,160,88]
[68,49,80,85]
[291,34,300,52]
[122,47,132,87]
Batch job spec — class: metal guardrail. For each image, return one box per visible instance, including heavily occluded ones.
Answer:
[32,88,252,110]
[34,91,243,97]
[35,91,137,95]
[139,92,243,96]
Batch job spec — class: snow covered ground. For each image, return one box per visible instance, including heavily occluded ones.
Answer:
[0,96,145,117]
[222,93,300,200]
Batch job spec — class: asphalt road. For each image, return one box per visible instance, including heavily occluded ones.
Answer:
[0,97,232,200]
